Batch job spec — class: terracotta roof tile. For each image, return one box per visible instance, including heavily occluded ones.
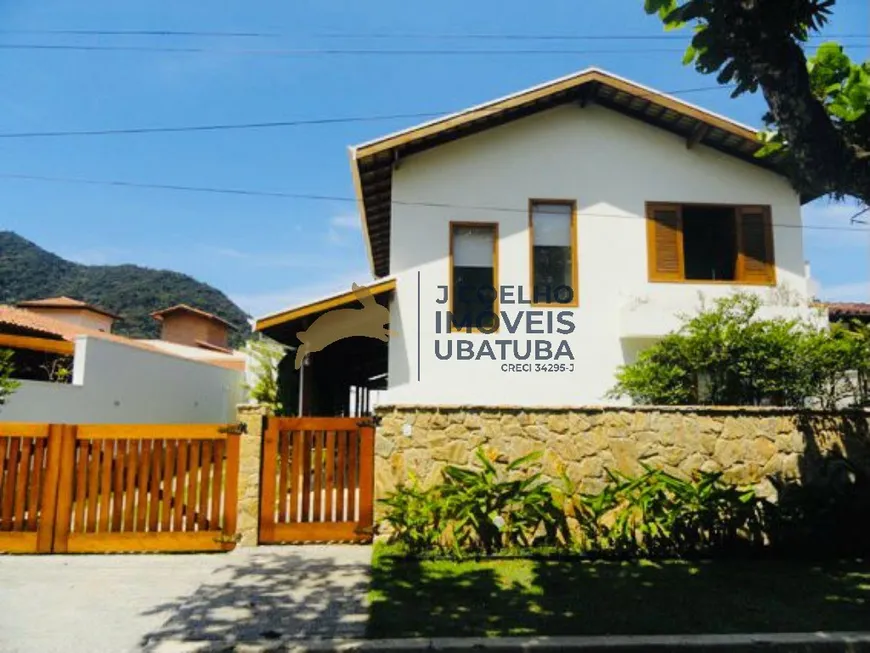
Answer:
[16,296,120,319]
[823,302,870,318]
[151,304,237,330]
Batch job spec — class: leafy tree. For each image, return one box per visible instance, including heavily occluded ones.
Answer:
[0,349,21,409]
[644,0,870,205]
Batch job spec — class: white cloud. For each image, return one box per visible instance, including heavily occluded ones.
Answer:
[327,214,363,245]
[816,280,870,303]
[63,247,129,266]
[330,214,362,230]
[231,269,375,318]
[199,244,335,269]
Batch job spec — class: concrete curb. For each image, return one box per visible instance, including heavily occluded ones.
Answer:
[149,632,870,653]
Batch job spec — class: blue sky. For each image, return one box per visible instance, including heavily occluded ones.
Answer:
[0,0,867,317]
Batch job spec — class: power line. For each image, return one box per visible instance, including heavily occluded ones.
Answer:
[0,84,736,139]
[0,112,448,139]
[313,31,870,41]
[0,29,278,37]
[0,43,861,56]
[0,29,865,41]
[0,171,865,233]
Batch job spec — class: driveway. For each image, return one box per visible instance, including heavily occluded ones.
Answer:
[0,545,372,653]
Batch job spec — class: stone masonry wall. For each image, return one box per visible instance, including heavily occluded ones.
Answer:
[374,405,870,524]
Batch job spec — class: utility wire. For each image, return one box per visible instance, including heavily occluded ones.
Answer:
[0,29,865,40]
[0,29,278,37]
[313,31,870,41]
[0,43,860,56]
[0,84,737,139]
[0,171,865,233]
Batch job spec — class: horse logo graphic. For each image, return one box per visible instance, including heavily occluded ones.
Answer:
[294,283,397,369]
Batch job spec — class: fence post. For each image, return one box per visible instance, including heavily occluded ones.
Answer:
[235,404,269,547]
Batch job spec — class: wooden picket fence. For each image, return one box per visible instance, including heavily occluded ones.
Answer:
[259,417,374,544]
[0,422,241,554]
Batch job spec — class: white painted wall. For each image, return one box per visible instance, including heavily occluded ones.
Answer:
[1,336,245,424]
[384,104,811,407]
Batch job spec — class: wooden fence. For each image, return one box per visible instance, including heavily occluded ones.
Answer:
[0,422,240,554]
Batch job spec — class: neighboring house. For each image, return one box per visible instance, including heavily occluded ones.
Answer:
[16,296,119,332]
[255,67,825,412]
[0,299,246,424]
[824,302,870,326]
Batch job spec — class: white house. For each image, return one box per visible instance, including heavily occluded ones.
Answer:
[255,68,822,412]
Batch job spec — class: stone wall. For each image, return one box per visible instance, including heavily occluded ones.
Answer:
[374,405,870,522]
[236,403,268,546]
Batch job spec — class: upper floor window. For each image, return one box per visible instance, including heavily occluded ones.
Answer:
[530,200,577,306]
[450,222,498,332]
[646,202,775,285]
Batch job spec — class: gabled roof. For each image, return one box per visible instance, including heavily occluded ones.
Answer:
[350,67,802,278]
[16,296,120,319]
[151,304,237,330]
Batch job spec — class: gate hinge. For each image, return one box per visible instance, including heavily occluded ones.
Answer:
[357,415,382,428]
[354,525,375,536]
[214,532,242,545]
[219,422,247,435]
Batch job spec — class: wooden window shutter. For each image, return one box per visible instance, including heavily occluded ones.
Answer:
[646,204,684,281]
[737,206,776,284]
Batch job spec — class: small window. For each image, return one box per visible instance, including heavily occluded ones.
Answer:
[450,223,498,332]
[530,201,577,305]
[647,203,775,285]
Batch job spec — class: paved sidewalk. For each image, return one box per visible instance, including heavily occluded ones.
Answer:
[0,545,372,653]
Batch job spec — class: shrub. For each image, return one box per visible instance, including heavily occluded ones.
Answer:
[0,349,19,410]
[379,449,569,556]
[440,449,569,554]
[565,466,769,557]
[611,293,870,407]
[380,452,772,559]
[379,474,445,555]
[244,338,287,414]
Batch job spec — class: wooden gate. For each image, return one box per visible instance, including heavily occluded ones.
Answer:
[0,424,64,553]
[259,417,374,544]
[0,422,241,554]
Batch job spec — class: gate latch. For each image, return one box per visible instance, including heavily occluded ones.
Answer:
[219,423,247,435]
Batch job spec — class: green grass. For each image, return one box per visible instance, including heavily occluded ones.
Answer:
[367,544,870,638]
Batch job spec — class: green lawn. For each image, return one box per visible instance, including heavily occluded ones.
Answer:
[367,545,870,638]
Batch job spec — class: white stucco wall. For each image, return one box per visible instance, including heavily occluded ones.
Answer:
[384,104,810,407]
[1,336,245,424]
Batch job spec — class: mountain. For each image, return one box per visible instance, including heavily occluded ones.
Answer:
[0,232,251,347]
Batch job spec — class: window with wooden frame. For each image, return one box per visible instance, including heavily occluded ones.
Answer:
[646,203,775,285]
[450,222,499,332]
[529,200,578,306]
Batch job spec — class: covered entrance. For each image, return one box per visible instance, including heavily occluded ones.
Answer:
[253,279,393,543]
[253,278,394,418]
